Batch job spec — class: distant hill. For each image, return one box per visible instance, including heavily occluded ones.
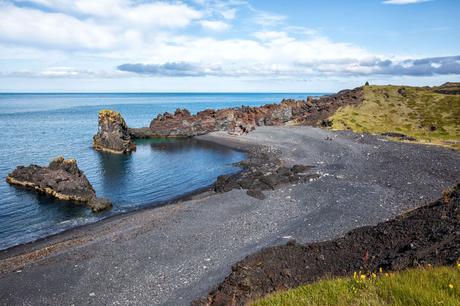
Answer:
[329,84,460,150]
[432,82,460,95]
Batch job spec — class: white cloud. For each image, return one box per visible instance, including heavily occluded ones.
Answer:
[0,66,128,78]
[252,11,286,26]
[0,5,117,50]
[12,0,202,28]
[200,20,230,32]
[0,1,203,51]
[383,0,431,4]
[220,8,237,20]
[1,0,456,88]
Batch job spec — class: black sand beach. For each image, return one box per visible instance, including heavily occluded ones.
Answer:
[1,126,459,305]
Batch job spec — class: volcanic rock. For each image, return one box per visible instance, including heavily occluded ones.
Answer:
[197,182,460,305]
[6,157,112,213]
[214,146,316,196]
[128,87,363,138]
[93,110,136,154]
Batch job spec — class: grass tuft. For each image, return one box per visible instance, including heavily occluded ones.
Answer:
[252,266,460,306]
[329,85,460,150]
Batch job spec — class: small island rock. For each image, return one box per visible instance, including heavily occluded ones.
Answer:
[6,156,112,213]
[93,110,136,154]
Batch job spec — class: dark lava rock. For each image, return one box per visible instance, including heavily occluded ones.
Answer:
[381,132,417,141]
[246,189,266,200]
[196,183,460,306]
[213,147,315,196]
[6,157,112,213]
[127,87,363,138]
[93,110,136,154]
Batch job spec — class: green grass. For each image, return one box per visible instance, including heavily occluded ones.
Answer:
[329,85,460,150]
[252,266,460,306]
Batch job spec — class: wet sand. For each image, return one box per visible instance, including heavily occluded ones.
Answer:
[1,126,459,305]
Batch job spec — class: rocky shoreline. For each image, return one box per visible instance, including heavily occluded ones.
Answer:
[0,126,459,305]
[196,182,460,305]
[214,146,318,200]
[127,87,363,140]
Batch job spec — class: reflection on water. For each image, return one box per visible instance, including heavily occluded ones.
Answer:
[0,137,244,250]
[96,151,133,192]
[1,92,318,250]
[147,137,236,155]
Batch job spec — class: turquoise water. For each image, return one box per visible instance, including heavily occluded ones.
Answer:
[0,93,322,249]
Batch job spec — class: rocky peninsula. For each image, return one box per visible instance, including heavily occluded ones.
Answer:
[6,156,112,213]
[126,87,363,140]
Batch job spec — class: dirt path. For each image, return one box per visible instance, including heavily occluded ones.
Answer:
[0,126,459,306]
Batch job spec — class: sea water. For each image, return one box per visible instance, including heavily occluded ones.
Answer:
[0,92,322,249]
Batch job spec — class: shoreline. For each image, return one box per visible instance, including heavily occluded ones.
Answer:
[0,126,459,305]
[0,137,250,255]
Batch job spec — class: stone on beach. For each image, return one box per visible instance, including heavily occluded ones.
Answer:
[93,109,136,154]
[6,156,112,213]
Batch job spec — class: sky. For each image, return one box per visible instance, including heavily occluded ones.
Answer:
[0,0,459,92]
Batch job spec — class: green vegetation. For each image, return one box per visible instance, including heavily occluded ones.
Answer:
[330,85,460,150]
[253,266,460,306]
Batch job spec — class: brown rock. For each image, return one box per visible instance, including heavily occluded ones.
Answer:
[140,87,364,138]
[6,157,112,213]
[93,110,136,154]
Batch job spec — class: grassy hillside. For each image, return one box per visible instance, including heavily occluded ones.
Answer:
[253,266,460,306]
[329,85,460,150]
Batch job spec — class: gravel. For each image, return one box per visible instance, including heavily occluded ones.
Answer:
[0,126,459,306]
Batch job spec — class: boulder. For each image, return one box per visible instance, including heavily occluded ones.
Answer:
[93,110,136,154]
[6,156,112,213]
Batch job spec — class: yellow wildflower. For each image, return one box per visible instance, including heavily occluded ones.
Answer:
[449,284,454,289]
[379,267,383,273]
[354,271,357,280]
[360,274,366,281]
[384,273,389,277]
[372,273,377,279]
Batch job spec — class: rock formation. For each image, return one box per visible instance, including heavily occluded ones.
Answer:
[213,146,319,199]
[6,157,112,213]
[196,182,460,305]
[432,82,460,95]
[129,87,363,138]
[93,110,136,153]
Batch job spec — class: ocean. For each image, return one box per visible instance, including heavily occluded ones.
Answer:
[0,92,323,250]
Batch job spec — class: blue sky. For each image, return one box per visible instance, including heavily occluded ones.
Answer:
[0,0,459,92]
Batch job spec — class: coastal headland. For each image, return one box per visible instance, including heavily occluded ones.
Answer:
[1,122,459,305]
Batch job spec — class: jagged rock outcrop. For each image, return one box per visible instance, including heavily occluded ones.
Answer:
[213,146,319,199]
[129,87,363,138]
[93,110,136,153]
[6,157,112,213]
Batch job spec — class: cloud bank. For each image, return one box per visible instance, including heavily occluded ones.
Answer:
[0,0,458,88]
[116,55,460,78]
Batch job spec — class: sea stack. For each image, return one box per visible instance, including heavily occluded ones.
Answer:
[6,156,112,213]
[93,109,136,154]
